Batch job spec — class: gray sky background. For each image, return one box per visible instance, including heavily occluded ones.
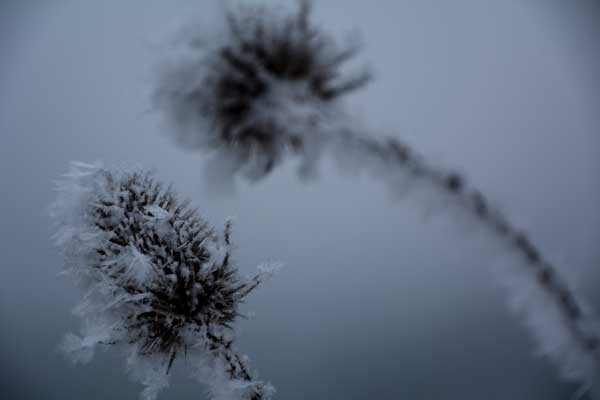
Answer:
[1,1,599,399]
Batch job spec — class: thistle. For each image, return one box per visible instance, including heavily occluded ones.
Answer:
[152,0,600,395]
[153,0,369,179]
[51,161,275,400]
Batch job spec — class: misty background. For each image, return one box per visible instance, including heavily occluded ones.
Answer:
[1,0,599,399]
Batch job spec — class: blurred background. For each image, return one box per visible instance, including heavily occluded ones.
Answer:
[1,0,599,399]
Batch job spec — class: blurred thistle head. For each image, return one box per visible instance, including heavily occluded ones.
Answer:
[153,0,369,180]
[51,162,275,399]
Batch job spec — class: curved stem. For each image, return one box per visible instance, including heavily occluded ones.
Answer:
[332,129,600,384]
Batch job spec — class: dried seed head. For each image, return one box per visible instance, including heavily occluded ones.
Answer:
[153,0,369,179]
[52,162,270,399]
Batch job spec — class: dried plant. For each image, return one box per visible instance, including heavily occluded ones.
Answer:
[153,0,369,180]
[152,0,600,395]
[51,161,276,400]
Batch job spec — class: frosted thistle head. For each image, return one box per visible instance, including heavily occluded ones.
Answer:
[51,162,273,399]
[153,0,369,179]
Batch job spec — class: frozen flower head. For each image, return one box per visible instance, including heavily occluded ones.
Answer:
[153,0,369,179]
[51,162,273,400]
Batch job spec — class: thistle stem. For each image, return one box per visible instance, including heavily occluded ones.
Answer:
[333,129,600,387]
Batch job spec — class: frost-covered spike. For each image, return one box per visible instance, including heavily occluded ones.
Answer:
[191,332,275,400]
[238,262,283,301]
[51,162,273,399]
[59,318,115,365]
[153,0,368,179]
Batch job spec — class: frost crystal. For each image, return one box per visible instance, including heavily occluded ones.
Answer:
[153,0,369,179]
[51,162,273,400]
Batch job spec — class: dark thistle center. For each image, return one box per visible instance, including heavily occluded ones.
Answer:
[209,1,369,153]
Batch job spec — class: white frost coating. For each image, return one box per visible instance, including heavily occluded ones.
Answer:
[189,349,275,400]
[126,246,156,286]
[59,318,114,365]
[51,162,274,400]
[144,204,171,220]
[256,262,283,279]
[494,253,600,383]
